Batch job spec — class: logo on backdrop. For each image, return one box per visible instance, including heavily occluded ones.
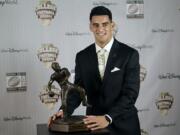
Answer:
[140,65,147,82]
[93,1,118,6]
[152,28,174,33]
[39,85,60,109]
[154,122,176,128]
[65,31,90,36]
[0,0,18,7]
[126,0,144,18]
[35,0,57,26]
[6,72,27,92]
[3,115,31,122]
[1,48,28,53]
[128,43,153,51]
[155,92,174,116]
[37,43,59,68]
[159,73,180,80]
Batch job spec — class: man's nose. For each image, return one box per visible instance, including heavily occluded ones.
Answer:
[97,25,105,31]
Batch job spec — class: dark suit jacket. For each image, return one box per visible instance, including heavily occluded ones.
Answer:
[67,39,141,135]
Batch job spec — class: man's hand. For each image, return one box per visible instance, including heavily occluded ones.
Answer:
[83,115,109,131]
[48,110,63,128]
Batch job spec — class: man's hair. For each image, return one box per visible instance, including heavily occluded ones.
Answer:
[89,6,112,21]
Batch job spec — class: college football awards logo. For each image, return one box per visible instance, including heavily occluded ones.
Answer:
[140,65,147,82]
[155,92,174,116]
[126,0,144,18]
[37,43,59,68]
[35,0,57,26]
[6,72,27,92]
[39,85,60,109]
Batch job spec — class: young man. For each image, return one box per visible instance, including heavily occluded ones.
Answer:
[49,6,141,135]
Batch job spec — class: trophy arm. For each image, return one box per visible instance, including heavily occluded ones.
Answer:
[47,79,55,97]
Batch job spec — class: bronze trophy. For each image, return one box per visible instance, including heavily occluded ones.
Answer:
[47,62,90,132]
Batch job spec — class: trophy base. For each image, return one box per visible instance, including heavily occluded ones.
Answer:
[49,115,89,132]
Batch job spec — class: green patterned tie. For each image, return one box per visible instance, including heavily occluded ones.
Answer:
[98,49,106,79]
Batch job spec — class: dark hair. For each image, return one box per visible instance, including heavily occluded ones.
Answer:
[89,6,112,21]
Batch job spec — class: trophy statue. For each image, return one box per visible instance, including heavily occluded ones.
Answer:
[47,62,90,132]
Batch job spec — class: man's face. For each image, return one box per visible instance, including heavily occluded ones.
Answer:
[90,15,114,47]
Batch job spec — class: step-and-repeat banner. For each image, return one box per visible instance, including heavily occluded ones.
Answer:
[0,0,180,135]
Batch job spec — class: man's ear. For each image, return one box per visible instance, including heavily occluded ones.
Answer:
[111,21,115,29]
[89,23,93,32]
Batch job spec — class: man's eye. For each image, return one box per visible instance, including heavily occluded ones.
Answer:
[93,24,99,27]
[103,23,109,27]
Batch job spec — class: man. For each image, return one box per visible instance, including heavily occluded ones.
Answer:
[49,6,141,135]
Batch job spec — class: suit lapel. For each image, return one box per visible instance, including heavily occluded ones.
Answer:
[102,40,118,83]
[102,39,124,85]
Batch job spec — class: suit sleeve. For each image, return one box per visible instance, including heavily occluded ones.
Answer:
[74,53,84,87]
[108,50,140,120]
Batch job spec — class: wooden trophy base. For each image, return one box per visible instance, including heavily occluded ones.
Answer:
[49,115,89,133]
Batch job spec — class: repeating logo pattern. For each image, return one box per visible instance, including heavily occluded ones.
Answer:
[3,116,31,122]
[37,43,59,68]
[140,65,147,82]
[93,1,118,6]
[6,72,27,92]
[159,73,180,80]
[0,0,18,7]
[35,0,57,26]
[152,28,174,33]
[126,0,144,18]
[156,92,174,116]
[39,85,60,109]
[35,0,60,110]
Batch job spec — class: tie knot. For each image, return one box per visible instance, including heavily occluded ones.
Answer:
[98,49,106,55]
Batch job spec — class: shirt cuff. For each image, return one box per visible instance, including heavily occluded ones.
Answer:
[105,114,112,124]
[58,109,63,112]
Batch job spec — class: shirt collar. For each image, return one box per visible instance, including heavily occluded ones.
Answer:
[95,37,114,53]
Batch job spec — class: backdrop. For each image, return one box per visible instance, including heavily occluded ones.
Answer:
[0,0,180,135]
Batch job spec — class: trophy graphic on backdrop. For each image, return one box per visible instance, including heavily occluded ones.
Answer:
[42,62,90,132]
[35,0,57,26]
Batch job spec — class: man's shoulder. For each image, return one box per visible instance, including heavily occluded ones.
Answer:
[115,39,138,53]
[77,43,95,56]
